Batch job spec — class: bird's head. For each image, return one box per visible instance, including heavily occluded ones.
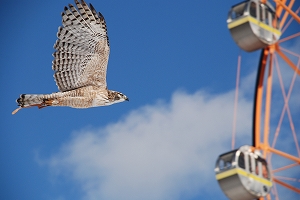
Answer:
[115,91,129,102]
[109,90,129,104]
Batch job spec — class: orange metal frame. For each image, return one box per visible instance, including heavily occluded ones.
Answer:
[253,0,300,199]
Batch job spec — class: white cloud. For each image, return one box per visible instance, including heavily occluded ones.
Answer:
[43,50,300,199]
[44,88,253,200]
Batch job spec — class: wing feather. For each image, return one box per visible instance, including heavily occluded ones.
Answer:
[52,0,110,92]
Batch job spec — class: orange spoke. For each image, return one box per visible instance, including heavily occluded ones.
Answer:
[280,7,300,34]
[273,178,300,194]
[268,147,300,163]
[271,55,282,149]
[272,162,299,173]
[271,55,299,154]
[274,0,300,24]
[274,0,287,21]
[276,46,300,75]
[279,32,300,44]
[280,46,300,58]
[286,105,300,157]
[270,181,279,200]
[275,175,300,182]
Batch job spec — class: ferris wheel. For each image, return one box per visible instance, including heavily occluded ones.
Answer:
[215,0,300,199]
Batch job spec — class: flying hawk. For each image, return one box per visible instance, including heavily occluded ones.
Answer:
[13,0,128,115]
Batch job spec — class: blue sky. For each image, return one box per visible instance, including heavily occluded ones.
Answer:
[0,0,299,200]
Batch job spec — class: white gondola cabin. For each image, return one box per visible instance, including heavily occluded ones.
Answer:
[215,145,272,200]
[227,0,281,52]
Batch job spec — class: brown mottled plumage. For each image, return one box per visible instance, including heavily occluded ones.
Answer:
[13,0,128,115]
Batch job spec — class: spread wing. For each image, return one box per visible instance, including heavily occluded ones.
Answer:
[52,0,109,92]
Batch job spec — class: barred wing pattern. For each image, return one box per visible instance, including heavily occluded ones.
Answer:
[52,0,110,92]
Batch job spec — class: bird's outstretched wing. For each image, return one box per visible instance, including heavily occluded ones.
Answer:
[52,0,110,92]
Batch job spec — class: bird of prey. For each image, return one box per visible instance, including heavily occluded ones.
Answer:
[12,0,128,115]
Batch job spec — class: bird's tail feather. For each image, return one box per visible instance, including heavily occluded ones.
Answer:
[12,94,53,114]
[17,94,45,107]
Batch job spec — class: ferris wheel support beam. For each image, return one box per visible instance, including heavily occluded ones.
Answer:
[253,48,269,148]
[261,50,274,158]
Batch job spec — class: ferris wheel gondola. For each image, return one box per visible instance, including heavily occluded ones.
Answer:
[215,145,272,200]
[227,0,281,52]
